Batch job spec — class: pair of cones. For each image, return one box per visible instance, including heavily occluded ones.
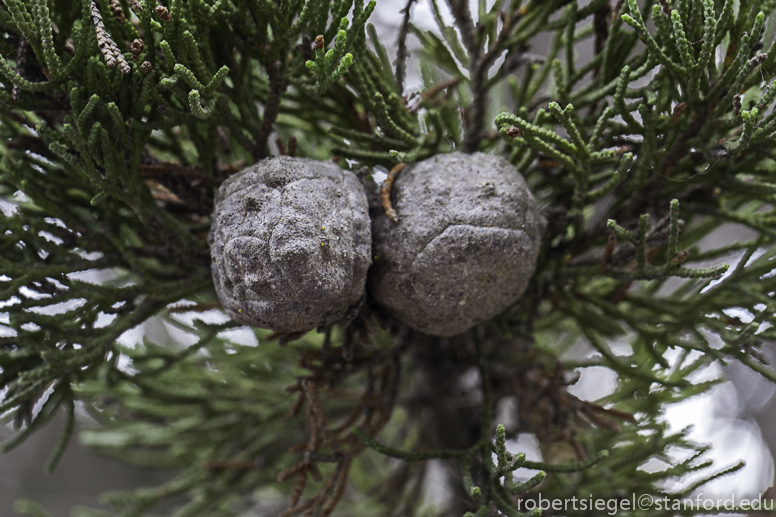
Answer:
[209,152,544,337]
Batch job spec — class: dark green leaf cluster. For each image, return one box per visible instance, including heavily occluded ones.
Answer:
[3,0,776,516]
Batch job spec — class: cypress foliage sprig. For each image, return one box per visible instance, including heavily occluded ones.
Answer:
[305,28,354,94]
[621,0,686,78]
[604,201,729,281]
[4,0,776,515]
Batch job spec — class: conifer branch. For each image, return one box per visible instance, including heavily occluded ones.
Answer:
[2,0,776,515]
[91,1,130,75]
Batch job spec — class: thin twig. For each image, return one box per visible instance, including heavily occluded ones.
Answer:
[320,456,352,516]
[288,135,298,157]
[381,163,406,224]
[593,2,611,57]
[253,61,288,160]
[12,38,29,102]
[289,464,309,507]
[394,0,417,93]
[457,2,522,152]
[421,77,461,100]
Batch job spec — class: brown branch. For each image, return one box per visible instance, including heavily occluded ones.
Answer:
[458,2,523,152]
[446,0,477,54]
[288,135,298,157]
[276,135,299,157]
[286,391,305,418]
[253,61,288,161]
[421,77,461,100]
[358,357,402,438]
[582,400,637,423]
[277,341,404,517]
[394,0,417,93]
[12,38,29,101]
[277,494,318,517]
[278,440,353,516]
[381,163,406,224]
[288,464,308,507]
[275,135,287,155]
[446,0,482,153]
[320,456,352,516]
[601,74,723,228]
[603,235,616,270]
[277,461,309,483]
[593,2,611,57]
[303,379,343,454]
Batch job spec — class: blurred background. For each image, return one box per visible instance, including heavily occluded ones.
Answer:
[2,0,775,514]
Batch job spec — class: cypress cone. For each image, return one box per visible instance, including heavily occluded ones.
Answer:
[369,152,545,336]
[209,156,371,332]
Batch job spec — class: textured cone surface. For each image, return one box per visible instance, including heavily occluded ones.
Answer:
[209,156,371,332]
[369,152,545,337]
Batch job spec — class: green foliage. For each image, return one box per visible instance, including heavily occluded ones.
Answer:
[2,0,776,515]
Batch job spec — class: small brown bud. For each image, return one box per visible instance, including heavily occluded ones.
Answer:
[505,126,522,138]
[671,250,689,266]
[131,39,143,56]
[145,179,183,204]
[538,157,560,169]
[155,5,172,22]
[750,53,767,68]
[109,0,125,23]
[140,61,152,74]
[288,135,298,158]
[275,136,287,156]
[314,35,324,49]
[604,235,616,264]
